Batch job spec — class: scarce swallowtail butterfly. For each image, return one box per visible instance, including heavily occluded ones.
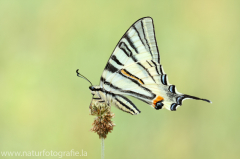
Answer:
[77,17,211,115]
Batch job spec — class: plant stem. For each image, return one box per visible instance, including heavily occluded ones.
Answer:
[101,137,104,159]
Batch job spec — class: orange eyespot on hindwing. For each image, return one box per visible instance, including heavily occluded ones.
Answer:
[153,96,164,110]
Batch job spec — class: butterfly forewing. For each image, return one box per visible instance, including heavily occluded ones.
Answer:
[100,17,171,109]
[100,17,160,86]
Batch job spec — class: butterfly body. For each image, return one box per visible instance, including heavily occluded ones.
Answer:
[83,17,211,115]
[89,85,141,115]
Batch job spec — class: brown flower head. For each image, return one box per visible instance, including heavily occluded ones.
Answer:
[90,102,115,139]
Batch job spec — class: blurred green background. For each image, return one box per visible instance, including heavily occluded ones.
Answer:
[0,0,239,159]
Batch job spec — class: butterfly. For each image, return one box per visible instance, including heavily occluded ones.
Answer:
[77,17,211,115]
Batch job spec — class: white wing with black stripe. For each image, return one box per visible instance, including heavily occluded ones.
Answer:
[96,17,211,114]
[100,17,159,86]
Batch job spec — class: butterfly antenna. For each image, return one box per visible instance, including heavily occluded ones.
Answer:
[76,69,93,86]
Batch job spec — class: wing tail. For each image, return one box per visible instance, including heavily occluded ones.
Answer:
[167,94,212,111]
[176,94,212,105]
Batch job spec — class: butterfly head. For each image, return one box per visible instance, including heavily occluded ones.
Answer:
[89,85,96,93]
[89,86,94,91]
[89,85,102,96]
[89,86,95,95]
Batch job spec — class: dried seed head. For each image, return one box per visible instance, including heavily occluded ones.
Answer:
[90,102,115,139]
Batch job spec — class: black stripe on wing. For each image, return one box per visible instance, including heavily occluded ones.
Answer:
[114,94,141,115]
[111,55,124,66]
[146,17,160,63]
[119,42,133,57]
[100,76,105,85]
[123,33,138,54]
[114,97,135,114]
[106,63,118,73]
[146,61,153,67]
[150,60,160,75]
[132,25,146,52]
[151,60,163,75]
[141,21,153,57]
[137,63,156,83]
